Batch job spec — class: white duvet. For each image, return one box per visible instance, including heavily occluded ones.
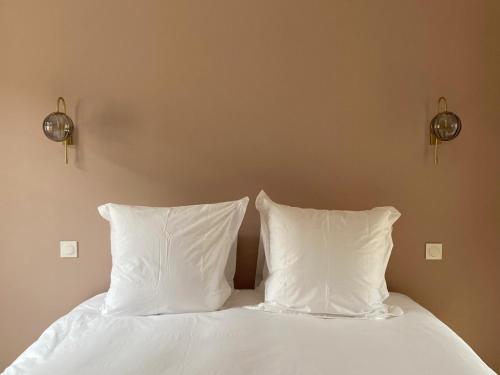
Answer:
[3,290,494,375]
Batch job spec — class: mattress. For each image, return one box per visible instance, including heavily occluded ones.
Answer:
[2,290,494,375]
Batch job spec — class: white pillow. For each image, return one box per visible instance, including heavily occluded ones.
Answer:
[99,197,249,316]
[225,241,238,288]
[254,236,267,289]
[256,191,402,318]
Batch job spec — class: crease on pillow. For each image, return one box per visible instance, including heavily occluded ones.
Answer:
[244,301,403,320]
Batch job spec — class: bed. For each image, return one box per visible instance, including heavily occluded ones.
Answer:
[2,289,494,375]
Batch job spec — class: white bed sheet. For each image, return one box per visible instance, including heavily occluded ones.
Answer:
[2,290,494,375]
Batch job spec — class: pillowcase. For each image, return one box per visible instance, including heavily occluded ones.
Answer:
[225,241,238,288]
[256,191,402,318]
[254,236,267,289]
[99,197,249,316]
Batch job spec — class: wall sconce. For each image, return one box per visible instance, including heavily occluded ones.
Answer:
[42,97,75,164]
[429,97,461,165]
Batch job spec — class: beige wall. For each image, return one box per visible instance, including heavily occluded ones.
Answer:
[1,0,499,371]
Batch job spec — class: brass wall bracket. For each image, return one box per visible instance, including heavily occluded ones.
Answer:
[429,96,462,166]
[42,97,75,165]
[429,97,447,145]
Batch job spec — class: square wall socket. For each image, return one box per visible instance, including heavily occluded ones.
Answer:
[425,243,442,260]
[60,241,78,258]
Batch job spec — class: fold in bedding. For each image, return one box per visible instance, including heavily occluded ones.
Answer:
[2,291,494,375]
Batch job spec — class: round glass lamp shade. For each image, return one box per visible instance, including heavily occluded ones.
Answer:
[42,112,74,142]
[430,111,461,141]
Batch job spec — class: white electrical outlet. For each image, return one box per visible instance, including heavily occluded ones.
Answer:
[60,241,78,258]
[425,243,442,260]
